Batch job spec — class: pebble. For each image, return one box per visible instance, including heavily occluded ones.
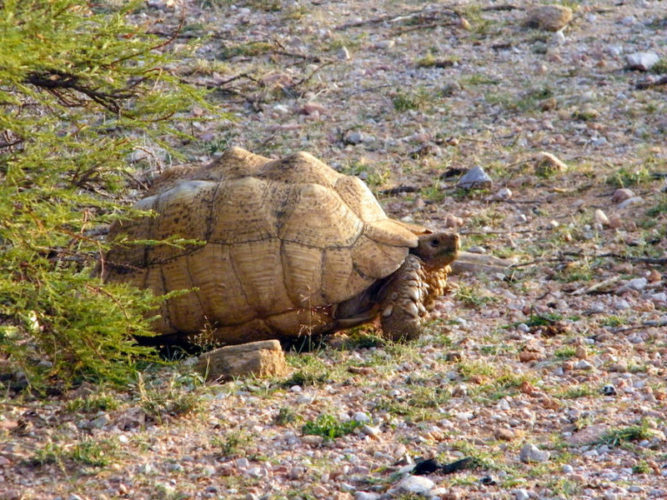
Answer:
[497,399,511,411]
[344,131,365,145]
[495,428,516,441]
[338,46,351,60]
[574,360,594,370]
[457,165,492,189]
[562,464,574,474]
[375,40,395,50]
[444,214,463,228]
[617,196,643,209]
[602,385,617,396]
[524,5,573,31]
[513,489,530,500]
[626,52,659,71]
[519,443,550,463]
[621,277,647,291]
[361,425,381,439]
[392,475,435,495]
[352,412,370,423]
[355,493,380,500]
[612,188,635,203]
[89,414,110,429]
[594,209,609,227]
[613,298,631,310]
[534,151,567,175]
[551,30,566,44]
[494,187,513,200]
[273,104,289,115]
[466,246,486,254]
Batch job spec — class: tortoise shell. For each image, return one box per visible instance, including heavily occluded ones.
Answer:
[105,147,424,343]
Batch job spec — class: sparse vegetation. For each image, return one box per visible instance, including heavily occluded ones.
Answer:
[3,0,666,497]
[302,414,363,440]
[597,422,656,447]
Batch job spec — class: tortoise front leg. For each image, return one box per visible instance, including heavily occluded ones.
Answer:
[378,254,430,341]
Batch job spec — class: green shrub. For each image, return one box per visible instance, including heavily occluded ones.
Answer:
[0,0,208,391]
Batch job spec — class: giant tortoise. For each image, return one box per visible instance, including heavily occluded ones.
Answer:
[104,147,460,344]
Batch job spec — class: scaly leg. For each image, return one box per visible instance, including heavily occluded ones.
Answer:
[378,254,430,341]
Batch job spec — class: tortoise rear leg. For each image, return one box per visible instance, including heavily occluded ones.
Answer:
[378,254,430,341]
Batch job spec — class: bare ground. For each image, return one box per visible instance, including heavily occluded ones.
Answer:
[1,0,665,499]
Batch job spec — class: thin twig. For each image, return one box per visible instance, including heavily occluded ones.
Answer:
[335,6,460,30]
[289,60,336,90]
[391,21,459,36]
[561,251,667,265]
[610,320,667,334]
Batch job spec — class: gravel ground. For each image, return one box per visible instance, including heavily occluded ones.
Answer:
[1,1,665,499]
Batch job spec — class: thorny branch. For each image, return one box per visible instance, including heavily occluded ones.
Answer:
[24,70,144,114]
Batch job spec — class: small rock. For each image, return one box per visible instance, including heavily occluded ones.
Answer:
[195,340,289,381]
[566,424,609,445]
[513,489,530,500]
[519,443,550,463]
[534,151,567,176]
[273,104,289,115]
[466,246,486,254]
[618,196,643,209]
[622,277,647,291]
[355,493,380,500]
[344,131,365,145]
[442,82,462,96]
[352,412,370,423]
[524,5,573,31]
[602,385,617,396]
[612,297,630,310]
[338,46,351,60]
[612,188,635,203]
[594,209,609,227]
[393,475,435,495]
[620,15,637,26]
[361,425,382,439]
[551,30,566,44]
[495,428,515,441]
[452,384,468,397]
[646,269,662,283]
[574,360,594,371]
[375,40,395,50]
[494,187,513,200]
[626,52,660,71]
[299,102,327,116]
[302,435,324,446]
[457,165,492,189]
[89,414,110,429]
[562,464,574,474]
[479,475,497,485]
[444,214,463,228]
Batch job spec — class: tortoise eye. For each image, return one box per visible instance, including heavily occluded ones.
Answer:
[430,239,440,247]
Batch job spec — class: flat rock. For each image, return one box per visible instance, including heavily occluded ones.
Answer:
[392,475,435,495]
[524,5,573,31]
[626,52,659,71]
[194,340,289,381]
[519,443,550,463]
[567,424,609,445]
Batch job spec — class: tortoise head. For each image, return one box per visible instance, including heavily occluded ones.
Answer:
[412,231,460,267]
